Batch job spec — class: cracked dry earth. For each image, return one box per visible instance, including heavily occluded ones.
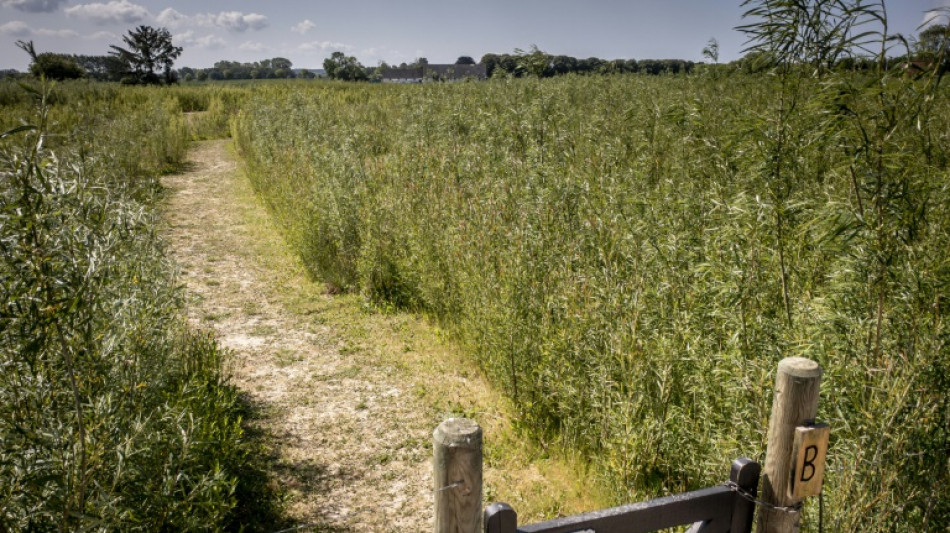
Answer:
[162,140,434,531]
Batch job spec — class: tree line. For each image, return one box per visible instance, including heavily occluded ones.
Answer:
[6,22,948,84]
[178,59,313,82]
[481,48,697,78]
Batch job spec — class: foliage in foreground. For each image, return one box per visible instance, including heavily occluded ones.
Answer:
[0,83,274,531]
[234,69,949,531]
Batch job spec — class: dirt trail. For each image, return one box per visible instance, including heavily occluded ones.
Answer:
[162,140,434,531]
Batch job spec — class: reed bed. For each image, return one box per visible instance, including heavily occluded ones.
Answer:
[0,80,270,531]
[234,72,949,531]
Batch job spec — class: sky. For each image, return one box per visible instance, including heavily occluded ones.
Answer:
[1,0,948,71]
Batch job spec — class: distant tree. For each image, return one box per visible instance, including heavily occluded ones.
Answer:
[702,37,720,63]
[109,25,182,85]
[33,54,85,80]
[299,69,316,79]
[551,55,577,75]
[736,49,776,74]
[515,45,552,77]
[576,57,604,74]
[917,23,950,71]
[16,41,84,80]
[599,58,626,74]
[480,53,500,76]
[638,59,662,75]
[663,59,682,74]
[272,57,293,70]
[498,54,519,75]
[455,56,476,65]
[407,57,429,69]
[323,51,368,81]
[69,54,125,81]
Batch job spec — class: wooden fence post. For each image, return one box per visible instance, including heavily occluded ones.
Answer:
[434,418,483,533]
[757,357,822,533]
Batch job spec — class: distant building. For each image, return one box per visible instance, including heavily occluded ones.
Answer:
[380,64,487,83]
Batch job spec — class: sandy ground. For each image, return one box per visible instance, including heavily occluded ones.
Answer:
[162,140,434,531]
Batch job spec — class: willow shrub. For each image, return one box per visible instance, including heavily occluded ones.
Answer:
[0,83,269,530]
[233,72,949,531]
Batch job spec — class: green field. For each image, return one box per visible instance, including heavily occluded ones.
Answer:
[232,72,950,531]
[2,59,948,531]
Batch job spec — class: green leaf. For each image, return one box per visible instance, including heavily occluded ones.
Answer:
[1,125,37,140]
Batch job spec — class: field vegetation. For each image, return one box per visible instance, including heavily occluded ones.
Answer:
[2,2,949,531]
[232,35,950,533]
[0,80,275,530]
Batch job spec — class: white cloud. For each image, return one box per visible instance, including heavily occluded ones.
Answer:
[196,11,268,32]
[156,7,187,28]
[0,20,107,40]
[239,40,269,53]
[65,0,151,25]
[1,0,68,12]
[85,30,117,40]
[0,20,31,36]
[299,40,351,52]
[173,29,194,42]
[36,27,79,38]
[196,34,227,49]
[292,19,316,35]
[174,30,227,50]
[158,9,269,32]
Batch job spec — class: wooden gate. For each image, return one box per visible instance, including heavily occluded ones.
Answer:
[433,357,828,533]
[484,458,760,533]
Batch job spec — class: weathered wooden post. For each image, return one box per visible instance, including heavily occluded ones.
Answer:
[757,357,828,533]
[434,418,483,533]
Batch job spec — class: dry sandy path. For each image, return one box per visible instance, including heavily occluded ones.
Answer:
[162,140,435,531]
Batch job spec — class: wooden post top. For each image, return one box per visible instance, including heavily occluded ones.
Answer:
[778,357,822,379]
[434,418,482,448]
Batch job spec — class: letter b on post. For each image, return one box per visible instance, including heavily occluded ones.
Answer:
[790,424,830,498]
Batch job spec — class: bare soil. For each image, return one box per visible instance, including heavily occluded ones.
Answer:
[161,140,606,532]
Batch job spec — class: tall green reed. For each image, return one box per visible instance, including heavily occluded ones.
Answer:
[1,81,271,531]
[234,64,949,530]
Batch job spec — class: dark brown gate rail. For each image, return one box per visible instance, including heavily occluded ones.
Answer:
[485,458,760,533]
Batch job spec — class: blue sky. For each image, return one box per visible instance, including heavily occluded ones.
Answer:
[1,0,947,70]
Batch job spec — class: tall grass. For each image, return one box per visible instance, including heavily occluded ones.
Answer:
[234,69,949,530]
[0,81,273,530]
